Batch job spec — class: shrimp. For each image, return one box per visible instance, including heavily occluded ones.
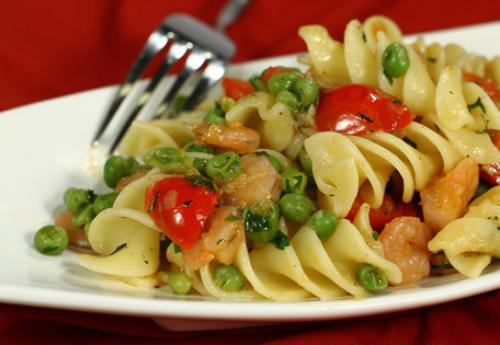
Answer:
[192,122,260,154]
[379,217,433,286]
[182,206,245,270]
[222,154,281,208]
[420,157,479,233]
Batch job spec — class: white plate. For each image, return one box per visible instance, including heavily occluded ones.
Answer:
[0,21,499,332]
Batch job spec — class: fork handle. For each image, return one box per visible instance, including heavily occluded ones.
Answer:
[215,0,251,32]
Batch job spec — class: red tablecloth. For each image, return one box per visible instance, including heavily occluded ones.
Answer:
[0,1,499,344]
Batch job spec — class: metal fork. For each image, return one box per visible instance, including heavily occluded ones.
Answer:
[92,0,251,153]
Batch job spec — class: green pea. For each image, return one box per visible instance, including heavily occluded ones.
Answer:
[34,225,69,255]
[298,149,313,175]
[243,199,280,243]
[382,43,410,82]
[167,271,192,295]
[203,107,226,125]
[103,155,140,188]
[143,147,193,174]
[71,204,95,228]
[293,77,319,107]
[213,264,245,292]
[275,90,300,111]
[255,151,283,173]
[93,192,119,215]
[357,263,388,292]
[249,76,266,91]
[63,188,94,214]
[184,142,215,155]
[267,73,299,95]
[219,96,236,113]
[279,193,316,223]
[281,169,307,194]
[309,210,338,240]
[206,152,241,184]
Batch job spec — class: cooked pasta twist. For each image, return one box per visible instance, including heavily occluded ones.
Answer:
[304,122,462,217]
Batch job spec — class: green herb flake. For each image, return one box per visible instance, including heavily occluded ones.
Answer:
[111,243,127,255]
[467,97,486,113]
[371,231,379,240]
[147,191,160,213]
[270,231,290,250]
[174,244,181,253]
[427,57,437,63]
[182,200,192,207]
[185,175,216,193]
[392,99,401,104]
[144,260,149,264]
[216,239,226,245]
[357,113,374,123]
[403,137,418,149]
[224,215,240,222]
[448,90,454,94]
[362,32,367,42]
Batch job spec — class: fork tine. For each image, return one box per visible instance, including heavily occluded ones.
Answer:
[181,58,228,113]
[91,22,174,145]
[107,40,191,153]
[153,47,210,118]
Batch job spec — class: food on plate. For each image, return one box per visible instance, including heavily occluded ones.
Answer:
[34,15,500,301]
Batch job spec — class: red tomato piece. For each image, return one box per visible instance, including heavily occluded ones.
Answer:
[261,66,300,82]
[315,84,415,135]
[144,176,219,249]
[480,163,500,186]
[222,77,254,100]
[346,194,417,231]
[464,72,500,102]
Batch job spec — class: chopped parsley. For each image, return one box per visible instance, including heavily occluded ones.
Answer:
[392,99,402,104]
[182,200,192,207]
[270,231,290,250]
[403,137,418,149]
[147,191,160,213]
[224,214,240,222]
[111,243,127,255]
[185,175,216,193]
[362,31,367,42]
[427,57,437,63]
[174,244,181,253]
[467,97,486,113]
[357,113,374,123]
[371,231,378,240]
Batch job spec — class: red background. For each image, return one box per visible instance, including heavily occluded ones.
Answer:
[0,0,499,344]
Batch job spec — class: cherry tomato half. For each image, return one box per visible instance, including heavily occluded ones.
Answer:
[346,194,417,231]
[480,162,500,186]
[144,176,219,249]
[315,84,415,135]
[464,72,500,102]
[222,77,254,100]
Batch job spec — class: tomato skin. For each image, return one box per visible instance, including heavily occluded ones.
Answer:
[480,163,500,186]
[315,84,415,135]
[144,176,219,249]
[346,194,417,231]
[261,66,299,82]
[464,73,500,102]
[222,77,254,100]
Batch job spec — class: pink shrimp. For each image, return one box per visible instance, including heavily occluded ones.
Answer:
[222,153,281,208]
[182,206,245,270]
[192,122,260,154]
[379,217,433,286]
[420,157,479,233]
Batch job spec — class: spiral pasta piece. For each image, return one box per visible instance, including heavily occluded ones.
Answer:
[79,173,165,278]
[304,126,462,217]
[225,92,296,152]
